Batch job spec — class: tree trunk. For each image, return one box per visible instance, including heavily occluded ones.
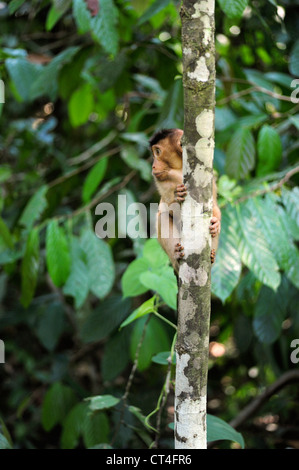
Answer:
[174,0,216,449]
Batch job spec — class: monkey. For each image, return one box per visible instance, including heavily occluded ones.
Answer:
[149,128,221,274]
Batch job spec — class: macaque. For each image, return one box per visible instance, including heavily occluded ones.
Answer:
[149,128,221,274]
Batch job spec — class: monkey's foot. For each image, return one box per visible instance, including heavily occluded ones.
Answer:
[175,242,184,259]
[175,184,187,203]
[211,249,216,264]
[210,216,220,238]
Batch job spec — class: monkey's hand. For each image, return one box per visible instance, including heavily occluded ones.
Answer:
[174,242,184,259]
[174,184,187,203]
[211,249,216,264]
[210,216,221,238]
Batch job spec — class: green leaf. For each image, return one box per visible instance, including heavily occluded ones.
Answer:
[244,69,280,108]
[158,80,184,129]
[0,217,13,249]
[120,296,156,329]
[282,187,299,230]
[121,132,149,148]
[257,125,282,176]
[211,209,242,303]
[128,405,148,427]
[68,83,94,127]
[215,107,237,131]
[46,1,71,31]
[62,402,109,449]
[226,127,255,180]
[276,203,299,243]
[0,433,12,449]
[82,157,108,203]
[152,351,176,365]
[86,395,120,411]
[63,259,89,308]
[0,273,7,303]
[120,146,151,182]
[207,414,245,448]
[253,285,286,344]
[234,114,268,130]
[36,303,65,352]
[138,0,171,25]
[73,0,92,33]
[217,0,248,19]
[61,403,88,449]
[101,328,131,381]
[133,74,166,99]
[63,238,89,308]
[21,228,40,308]
[80,229,115,299]
[8,0,26,14]
[83,411,109,448]
[234,203,281,290]
[0,418,13,449]
[5,58,42,102]
[46,220,71,287]
[30,47,80,100]
[142,238,169,268]
[289,40,299,76]
[91,0,119,56]
[140,268,177,310]
[80,295,131,343]
[265,72,294,88]
[19,185,48,230]
[121,257,151,297]
[42,383,78,431]
[0,166,12,183]
[248,195,299,289]
[130,316,170,371]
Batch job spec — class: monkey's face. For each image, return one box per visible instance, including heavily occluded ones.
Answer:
[151,131,183,181]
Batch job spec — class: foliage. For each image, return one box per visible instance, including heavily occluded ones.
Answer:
[0,0,298,450]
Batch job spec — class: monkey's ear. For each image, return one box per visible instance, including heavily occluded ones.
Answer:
[176,129,184,151]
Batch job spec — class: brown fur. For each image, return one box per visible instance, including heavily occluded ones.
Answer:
[150,128,221,273]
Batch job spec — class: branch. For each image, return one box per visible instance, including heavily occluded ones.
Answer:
[232,165,299,205]
[152,333,176,449]
[60,169,137,221]
[217,84,294,106]
[229,370,299,429]
[48,146,120,189]
[110,316,151,447]
[68,131,117,166]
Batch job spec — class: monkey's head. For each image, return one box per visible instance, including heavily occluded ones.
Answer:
[149,128,183,181]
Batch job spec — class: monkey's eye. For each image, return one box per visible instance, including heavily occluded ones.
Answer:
[154,147,161,157]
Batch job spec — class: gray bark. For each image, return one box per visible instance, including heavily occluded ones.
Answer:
[174,0,216,449]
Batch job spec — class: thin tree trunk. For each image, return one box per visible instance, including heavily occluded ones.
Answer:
[174,0,216,449]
